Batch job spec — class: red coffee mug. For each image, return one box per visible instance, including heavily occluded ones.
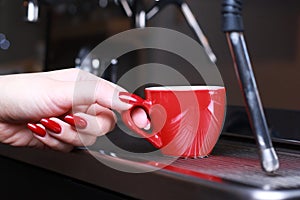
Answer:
[119,86,226,158]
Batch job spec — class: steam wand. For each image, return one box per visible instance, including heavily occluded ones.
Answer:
[222,0,279,173]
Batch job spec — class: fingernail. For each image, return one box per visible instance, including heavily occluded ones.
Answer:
[40,118,61,133]
[27,123,46,137]
[64,114,87,129]
[119,92,138,104]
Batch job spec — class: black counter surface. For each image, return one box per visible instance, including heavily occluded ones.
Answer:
[1,106,300,199]
[1,133,300,200]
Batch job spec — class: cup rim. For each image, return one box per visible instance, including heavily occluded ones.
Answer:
[145,85,224,91]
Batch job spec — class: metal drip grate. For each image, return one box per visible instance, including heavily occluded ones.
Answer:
[170,139,300,189]
[95,135,300,190]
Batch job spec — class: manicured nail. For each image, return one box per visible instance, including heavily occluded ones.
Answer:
[40,118,61,133]
[27,123,46,137]
[64,114,87,129]
[119,92,138,104]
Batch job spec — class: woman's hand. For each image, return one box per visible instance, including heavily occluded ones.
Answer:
[0,68,148,152]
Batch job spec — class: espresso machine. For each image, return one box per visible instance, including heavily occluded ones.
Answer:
[1,0,300,199]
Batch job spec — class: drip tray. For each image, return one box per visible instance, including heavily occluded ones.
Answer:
[96,136,300,191]
[171,139,300,190]
[1,134,300,199]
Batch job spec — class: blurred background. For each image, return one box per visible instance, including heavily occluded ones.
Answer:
[2,2,300,198]
[1,0,300,111]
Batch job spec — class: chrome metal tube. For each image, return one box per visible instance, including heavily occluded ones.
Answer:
[135,10,146,28]
[226,32,279,173]
[146,0,216,63]
[180,2,216,63]
[119,0,133,17]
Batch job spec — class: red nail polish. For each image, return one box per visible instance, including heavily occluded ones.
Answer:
[64,115,87,129]
[40,118,61,133]
[27,123,46,137]
[74,115,87,129]
[64,115,75,126]
[119,92,138,104]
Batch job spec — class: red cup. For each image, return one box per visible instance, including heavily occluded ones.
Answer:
[120,86,226,158]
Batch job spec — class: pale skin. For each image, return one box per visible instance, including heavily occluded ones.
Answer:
[0,68,148,152]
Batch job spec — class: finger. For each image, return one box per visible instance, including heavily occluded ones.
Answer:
[0,124,44,148]
[41,117,98,147]
[76,102,148,130]
[64,112,116,137]
[131,107,150,129]
[71,104,90,114]
[57,70,132,112]
[72,103,111,116]
[28,123,74,152]
[86,103,116,120]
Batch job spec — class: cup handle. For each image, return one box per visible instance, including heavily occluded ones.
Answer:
[119,92,163,148]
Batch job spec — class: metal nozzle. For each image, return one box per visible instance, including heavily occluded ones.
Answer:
[261,147,279,173]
